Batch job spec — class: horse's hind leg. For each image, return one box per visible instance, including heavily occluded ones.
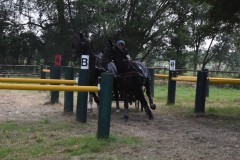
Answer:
[134,89,153,120]
[88,93,93,112]
[123,92,129,122]
[145,77,156,110]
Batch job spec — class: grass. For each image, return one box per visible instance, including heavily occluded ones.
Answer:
[0,120,142,159]
[0,82,239,159]
[154,83,240,117]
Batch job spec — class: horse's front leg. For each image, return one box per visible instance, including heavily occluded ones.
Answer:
[113,79,120,112]
[123,92,129,122]
[90,92,99,109]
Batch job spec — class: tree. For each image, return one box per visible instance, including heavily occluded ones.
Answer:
[201,0,240,25]
[113,0,172,61]
[163,0,192,69]
[225,30,240,71]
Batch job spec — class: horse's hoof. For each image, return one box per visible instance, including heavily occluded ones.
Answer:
[150,104,156,110]
[124,115,128,122]
[149,114,154,120]
[87,108,93,113]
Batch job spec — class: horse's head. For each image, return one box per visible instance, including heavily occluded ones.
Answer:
[102,40,124,61]
[104,40,128,61]
[72,32,92,60]
[102,40,132,74]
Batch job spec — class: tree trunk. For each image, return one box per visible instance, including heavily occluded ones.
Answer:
[56,0,68,54]
[67,0,74,30]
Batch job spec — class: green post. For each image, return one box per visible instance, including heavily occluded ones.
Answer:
[50,66,61,104]
[64,67,74,114]
[97,73,114,139]
[167,70,177,105]
[76,55,90,123]
[195,70,208,113]
[40,65,46,79]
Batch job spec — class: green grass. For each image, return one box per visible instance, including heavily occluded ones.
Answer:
[0,120,142,159]
[0,83,239,159]
[154,83,240,117]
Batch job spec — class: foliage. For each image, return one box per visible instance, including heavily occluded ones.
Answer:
[0,0,240,71]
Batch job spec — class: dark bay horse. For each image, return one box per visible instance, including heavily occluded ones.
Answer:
[103,41,155,120]
[72,32,120,110]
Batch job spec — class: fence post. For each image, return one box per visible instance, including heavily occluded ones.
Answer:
[148,68,155,98]
[50,66,61,104]
[203,69,209,97]
[40,65,46,79]
[97,73,114,139]
[195,70,208,113]
[167,70,177,105]
[64,67,74,114]
[76,55,89,123]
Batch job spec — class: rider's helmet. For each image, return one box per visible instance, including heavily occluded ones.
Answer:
[116,40,125,46]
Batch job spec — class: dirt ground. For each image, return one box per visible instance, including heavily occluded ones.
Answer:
[0,90,239,160]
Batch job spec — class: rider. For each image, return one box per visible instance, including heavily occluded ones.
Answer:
[116,40,131,60]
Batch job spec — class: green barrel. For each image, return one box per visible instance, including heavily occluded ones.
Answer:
[64,67,74,114]
[97,73,114,139]
[50,66,61,104]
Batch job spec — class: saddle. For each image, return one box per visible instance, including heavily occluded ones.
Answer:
[131,61,149,78]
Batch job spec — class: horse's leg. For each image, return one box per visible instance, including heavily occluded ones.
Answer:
[145,77,156,110]
[115,92,120,113]
[123,92,129,122]
[88,93,93,112]
[113,79,120,113]
[91,92,99,108]
[134,88,153,120]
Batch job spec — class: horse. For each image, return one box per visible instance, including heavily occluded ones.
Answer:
[72,32,120,111]
[102,41,155,120]
[132,61,156,111]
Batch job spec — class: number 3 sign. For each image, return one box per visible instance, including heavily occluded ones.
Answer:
[169,60,175,71]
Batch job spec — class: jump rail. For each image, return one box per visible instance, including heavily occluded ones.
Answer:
[42,69,50,73]
[0,83,98,92]
[155,71,239,113]
[0,77,76,85]
[155,74,240,84]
